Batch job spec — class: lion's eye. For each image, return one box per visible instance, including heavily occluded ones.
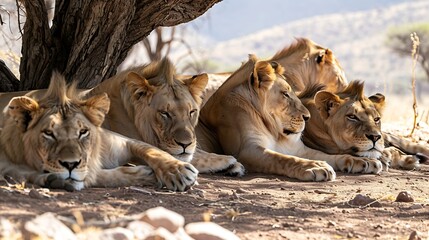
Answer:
[79,129,89,139]
[159,111,171,119]
[346,114,359,122]
[190,109,197,117]
[42,130,55,140]
[282,92,290,98]
[374,117,381,123]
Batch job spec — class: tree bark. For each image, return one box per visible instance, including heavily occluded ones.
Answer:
[14,0,220,90]
[0,60,20,91]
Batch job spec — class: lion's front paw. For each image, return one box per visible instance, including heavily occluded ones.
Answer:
[339,156,383,174]
[155,162,198,192]
[42,174,81,192]
[225,161,246,177]
[300,161,336,181]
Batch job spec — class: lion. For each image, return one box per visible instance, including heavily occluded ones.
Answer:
[201,38,348,103]
[0,59,244,177]
[0,73,198,191]
[196,55,382,181]
[86,58,245,176]
[270,37,348,93]
[300,81,429,170]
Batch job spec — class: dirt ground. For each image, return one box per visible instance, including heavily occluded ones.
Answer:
[1,126,428,240]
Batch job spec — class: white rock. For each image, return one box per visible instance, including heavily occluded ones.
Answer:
[98,227,134,240]
[24,212,76,240]
[185,222,240,240]
[0,218,22,239]
[146,227,177,240]
[127,221,155,239]
[141,207,185,232]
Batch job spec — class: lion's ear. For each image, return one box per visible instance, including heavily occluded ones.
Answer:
[251,61,279,91]
[314,91,343,119]
[184,73,209,101]
[124,72,156,100]
[316,49,333,64]
[81,93,110,127]
[5,96,40,129]
[369,93,385,113]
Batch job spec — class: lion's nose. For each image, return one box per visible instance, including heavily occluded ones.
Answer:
[302,115,310,121]
[59,160,81,171]
[175,140,192,150]
[365,134,381,143]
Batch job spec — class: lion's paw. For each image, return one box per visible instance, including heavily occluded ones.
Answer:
[155,162,198,192]
[191,153,245,177]
[224,161,246,177]
[300,161,336,181]
[42,174,82,192]
[383,147,427,170]
[339,156,382,174]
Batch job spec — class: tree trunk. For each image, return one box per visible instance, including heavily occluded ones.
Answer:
[14,0,220,90]
[0,60,20,91]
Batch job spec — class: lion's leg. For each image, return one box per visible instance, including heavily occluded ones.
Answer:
[191,148,245,176]
[384,132,429,159]
[382,146,423,170]
[91,165,158,188]
[126,139,198,191]
[238,146,336,181]
[298,146,383,174]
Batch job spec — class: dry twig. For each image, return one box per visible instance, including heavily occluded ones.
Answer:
[409,32,420,136]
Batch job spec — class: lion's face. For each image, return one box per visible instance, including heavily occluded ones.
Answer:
[26,110,97,190]
[267,75,310,135]
[6,89,109,190]
[314,85,385,159]
[315,49,348,92]
[124,71,208,162]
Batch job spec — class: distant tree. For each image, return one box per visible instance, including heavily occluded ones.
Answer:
[386,23,429,81]
[0,0,220,91]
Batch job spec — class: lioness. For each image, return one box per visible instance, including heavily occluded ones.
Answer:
[202,38,348,103]
[86,58,245,176]
[0,59,244,177]
[300,81,429,170]
[0,73,198,191]
[196,55,382,181]
[270,37,347,93]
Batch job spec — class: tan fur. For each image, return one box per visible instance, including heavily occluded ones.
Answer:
[201,38,348,104]
[270,38,347,92]
[301,81,428,170]
[196,56,382,182]
[87,58,245,176]
[0,72,198,191]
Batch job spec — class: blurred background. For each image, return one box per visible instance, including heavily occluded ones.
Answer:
[1,0,429,124]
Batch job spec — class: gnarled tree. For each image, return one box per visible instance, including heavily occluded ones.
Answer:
[0,0,220,91]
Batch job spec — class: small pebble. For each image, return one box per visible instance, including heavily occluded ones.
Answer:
[348,194,382,207]
[28,189,43,199]
[395,191,414,202]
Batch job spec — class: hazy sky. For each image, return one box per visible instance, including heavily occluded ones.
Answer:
[188,0,407,41]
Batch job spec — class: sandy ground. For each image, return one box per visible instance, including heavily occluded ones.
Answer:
[1,165,428,239]
[1,120,429,239]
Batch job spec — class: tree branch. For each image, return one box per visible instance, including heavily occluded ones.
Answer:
[19,0,52,90]
[120,0,220,64]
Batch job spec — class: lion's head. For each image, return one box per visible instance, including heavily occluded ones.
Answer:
[271,38,347,93]
[252,60,310,136]
[200,55,310,148]
[1,73,109,190]
[302,81,385,159]
[120,59,208,162]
